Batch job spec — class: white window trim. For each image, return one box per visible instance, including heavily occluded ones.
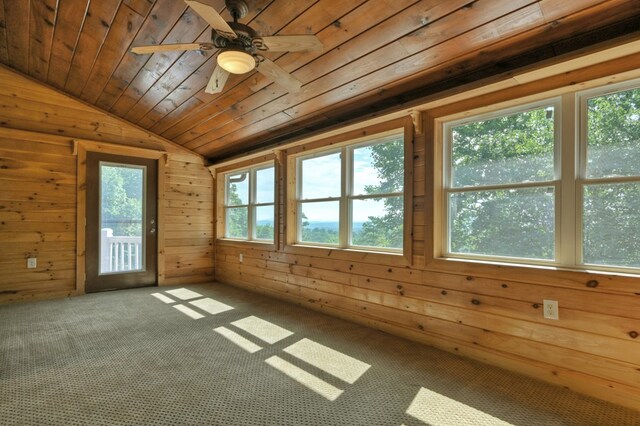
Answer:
[439,77,640,274]
[576,79,640,273]
[222,161,275,242]
[294,133,405,253]
[442,98,562,265]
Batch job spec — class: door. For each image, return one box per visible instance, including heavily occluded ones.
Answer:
[85,152,158,292]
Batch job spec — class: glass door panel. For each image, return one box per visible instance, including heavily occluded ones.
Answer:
[99,163,146,275]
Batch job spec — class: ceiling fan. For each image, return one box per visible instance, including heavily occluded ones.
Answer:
[131,0,323,94]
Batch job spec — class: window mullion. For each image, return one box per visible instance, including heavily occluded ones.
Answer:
[557,93,576,266]
[248,169,255,241]
[340,147,350,248]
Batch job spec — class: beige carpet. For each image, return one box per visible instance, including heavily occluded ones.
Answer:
[0,282,638,425]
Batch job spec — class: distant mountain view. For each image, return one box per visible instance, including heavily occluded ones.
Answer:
[256,220,364,232]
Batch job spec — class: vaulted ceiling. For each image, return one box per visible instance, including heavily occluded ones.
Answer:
[0,0,639,161]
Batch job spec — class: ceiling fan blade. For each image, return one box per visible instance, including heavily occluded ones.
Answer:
[185,0,237,39]
[131,43,210,54]
[205,65,230,94]
[259,35,323,52]
[256,57,302,93]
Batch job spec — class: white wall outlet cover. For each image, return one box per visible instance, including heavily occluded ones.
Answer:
[239,254,244,263]
[27,258,37,268]
[543,299,559,320]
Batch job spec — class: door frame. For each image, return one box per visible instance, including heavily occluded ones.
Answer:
[74,139,167,295]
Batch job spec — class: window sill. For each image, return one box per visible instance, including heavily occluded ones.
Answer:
[284,244,410,266]
[427,256,640,291]
[216,238,276,250]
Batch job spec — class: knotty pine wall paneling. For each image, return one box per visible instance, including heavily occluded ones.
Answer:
[0,66,214,303]
[213,56,640,410]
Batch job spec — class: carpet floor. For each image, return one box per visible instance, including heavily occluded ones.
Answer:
[0,282,638,425]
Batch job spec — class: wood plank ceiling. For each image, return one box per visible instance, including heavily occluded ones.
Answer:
[0,0,639,161]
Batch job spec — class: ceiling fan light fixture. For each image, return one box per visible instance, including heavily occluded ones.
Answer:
[217,49,255,74]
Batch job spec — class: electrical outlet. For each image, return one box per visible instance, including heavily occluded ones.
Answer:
[543,299,559,320]
[27,258,37,269]
[239,253,243,263]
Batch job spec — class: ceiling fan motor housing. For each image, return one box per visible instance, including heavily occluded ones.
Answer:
[212,22,258,52]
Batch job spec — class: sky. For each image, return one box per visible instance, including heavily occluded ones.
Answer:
[300,147,389,223]
[227,146,398,224]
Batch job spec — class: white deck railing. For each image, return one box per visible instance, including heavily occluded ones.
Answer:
[101,228,142,273]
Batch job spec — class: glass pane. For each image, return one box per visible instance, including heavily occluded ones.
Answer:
[256,166,275,204]
[254,205,274,241]
[300,201,339,244]
[583,182,640,268]
[449,187,555,260]
[451,106,555,187]
[301,152,341,199]
[100,164,144,274]
[351,197,403,250]
[587,87,640,178]
[352,136,404,196]
[225,207,248,239]
[226,172,249,205]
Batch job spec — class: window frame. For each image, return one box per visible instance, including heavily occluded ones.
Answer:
[436,77,640,274]
[442,98,562,265]
[286,118,413,258]
[221,161,276,243]
[295,136,405,252]
[576,79,640,273]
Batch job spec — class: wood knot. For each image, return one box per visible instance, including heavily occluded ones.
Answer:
[441,290,447,296]
[629,331,639,339]
[418,324,424,330]
[466,276,474,281]
[471,299,481,305]
[396,284,403,290]
[501,284,508,288]
[388,268,393,273]
[586,280,599,288]
[532,303,540,309]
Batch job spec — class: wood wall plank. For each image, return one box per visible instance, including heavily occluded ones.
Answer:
[212,55,640,411]
[0,65,214,302]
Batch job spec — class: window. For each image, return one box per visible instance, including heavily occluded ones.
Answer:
[444,101,559,262]
[580,83,640,269]
[295,133,405,252]
[223,163,275,242]
[441,78,640,273]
